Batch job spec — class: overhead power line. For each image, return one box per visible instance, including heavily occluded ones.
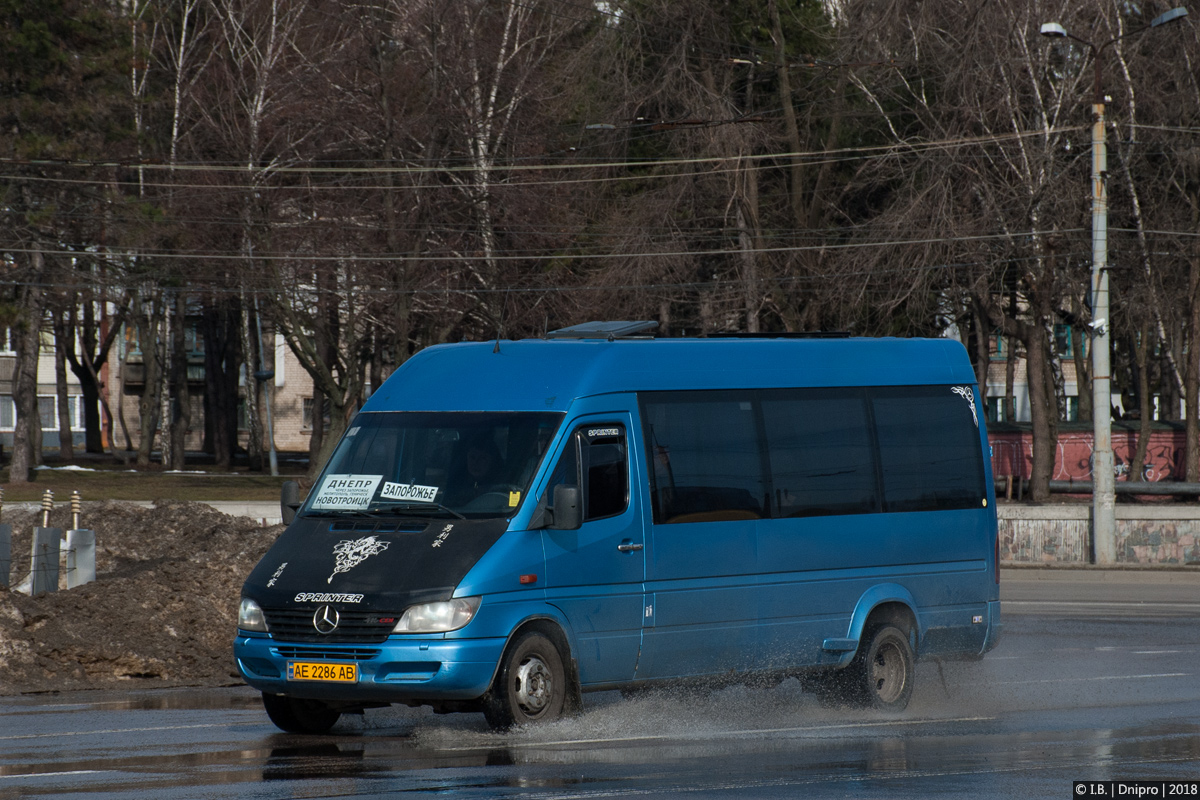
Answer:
[0,249,1097,297]
[0,127,1088,187]
[0,228,1089,265]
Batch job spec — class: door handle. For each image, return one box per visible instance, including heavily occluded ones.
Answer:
[617,542,644,552]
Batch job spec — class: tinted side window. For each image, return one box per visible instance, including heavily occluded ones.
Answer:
[542,425,629,522]
[582,426,628,520]
[641,392,766,524]
[761,389,878,517]
[872,385,986,512]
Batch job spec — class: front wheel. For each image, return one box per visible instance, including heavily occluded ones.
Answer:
[483,632,568,730]
[845,624,915,711]
[262,693,342,734]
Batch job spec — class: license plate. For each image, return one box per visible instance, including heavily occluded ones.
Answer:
[287,661,358,683]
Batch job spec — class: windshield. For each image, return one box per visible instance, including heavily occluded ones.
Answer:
[303,411,563,519]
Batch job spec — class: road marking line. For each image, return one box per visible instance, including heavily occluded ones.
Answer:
[445,716,994,750]
[0,722,258,742]
[0,771,104,781]
[993,672,1187,685]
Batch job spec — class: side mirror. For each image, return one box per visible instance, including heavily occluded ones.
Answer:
[281,480,302,525]
[550,485,581,531]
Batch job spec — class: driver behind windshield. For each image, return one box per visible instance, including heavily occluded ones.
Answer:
[444,434,506,506]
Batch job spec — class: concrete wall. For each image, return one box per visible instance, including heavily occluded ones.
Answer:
[998,504,1200,565]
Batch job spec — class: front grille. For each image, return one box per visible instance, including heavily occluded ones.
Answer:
[263,607,398,644]
[273,646,381,661]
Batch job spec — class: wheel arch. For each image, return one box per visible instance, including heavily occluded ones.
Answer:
[486,614,582,711]
[842,584,921,664]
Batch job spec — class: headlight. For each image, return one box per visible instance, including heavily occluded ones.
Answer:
[393,597,481,633]
[238,598,268,632]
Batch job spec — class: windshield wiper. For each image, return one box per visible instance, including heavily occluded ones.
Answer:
[370,502,466,520]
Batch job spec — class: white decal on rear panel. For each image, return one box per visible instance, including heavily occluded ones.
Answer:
[311,474,382,510]
[952,385,978,427]
[380,482,440,503]
[328,536,390,584]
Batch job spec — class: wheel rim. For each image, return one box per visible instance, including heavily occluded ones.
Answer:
[514,654,554,716]
[869,640,907,704]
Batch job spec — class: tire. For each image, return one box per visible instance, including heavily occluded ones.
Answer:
[262,693,342,734]
[844,624,915,711]
[483,632,568,730]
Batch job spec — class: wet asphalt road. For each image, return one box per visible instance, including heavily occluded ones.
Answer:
[1,568,1198,800]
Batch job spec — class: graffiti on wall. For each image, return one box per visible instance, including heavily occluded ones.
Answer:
[989,429,1186,482]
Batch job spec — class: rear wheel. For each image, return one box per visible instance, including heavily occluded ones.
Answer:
[845,624,915,711]
[483,632,568,730]
[262,693,342,734]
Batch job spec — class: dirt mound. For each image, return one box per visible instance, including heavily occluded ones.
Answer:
[0,500,280,694]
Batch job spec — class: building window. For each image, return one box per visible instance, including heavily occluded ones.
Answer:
[67,396,84,429]
[1063,396,1079,422]
[1055,324,1086,359]
[0,396,81,431]
[302,396,332,430]
[989,333,1007,362]
[986,397,1007,423]
[38,397,56,430]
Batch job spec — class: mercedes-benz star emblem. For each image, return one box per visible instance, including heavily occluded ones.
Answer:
[313,604,340,635]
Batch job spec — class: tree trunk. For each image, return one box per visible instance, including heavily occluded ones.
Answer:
[53,312,74,460]
[969,302,989,397]
[9,270,45,483]
[202,299,239,471]
[63,296,123,455]
[240,299,265,471]
[1072,321,1092,423]
[308,384,326,466]
[159,296,174,468]
[1025,322,1057,501]
[133,292,163,468]
[1130,325,1152,483]
[169,292,191,469]
[767,0,805,229]
[737,164,761,333]
[1186,254,1200,482]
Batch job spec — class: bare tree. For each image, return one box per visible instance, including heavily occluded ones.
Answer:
[835,0,1093,500]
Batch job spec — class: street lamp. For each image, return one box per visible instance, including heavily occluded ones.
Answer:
[1040,7,1188,564]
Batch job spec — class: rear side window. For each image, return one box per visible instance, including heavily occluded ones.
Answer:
[872,385,986,512]
[761,389,878,518]
[640,384,986,523]
[641,392,767,524]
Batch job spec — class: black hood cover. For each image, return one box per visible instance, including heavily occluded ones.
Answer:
[243,515,508,611]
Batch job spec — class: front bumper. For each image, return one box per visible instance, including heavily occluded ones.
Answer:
[234,632,506,703]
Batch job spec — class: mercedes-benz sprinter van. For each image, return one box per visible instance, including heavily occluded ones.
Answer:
[234,323,1001,732]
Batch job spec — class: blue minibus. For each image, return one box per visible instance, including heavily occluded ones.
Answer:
[234,323,1001,732]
